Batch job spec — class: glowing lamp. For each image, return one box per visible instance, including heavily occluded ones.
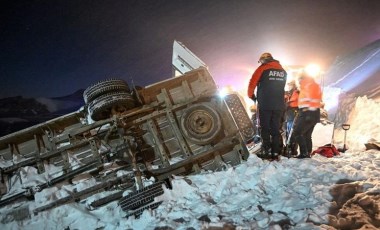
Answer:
[304,64,321,78]
[218,85,235,98]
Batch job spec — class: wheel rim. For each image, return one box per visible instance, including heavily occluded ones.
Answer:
[181,103,222,145]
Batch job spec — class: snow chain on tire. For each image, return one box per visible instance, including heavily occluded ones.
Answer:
[83,79,130,104]
[119,181,165,213]
[224,94,255,142]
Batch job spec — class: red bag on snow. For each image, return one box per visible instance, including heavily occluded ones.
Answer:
[311,144,340,158]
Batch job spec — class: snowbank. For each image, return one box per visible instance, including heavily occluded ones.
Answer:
[334,96,380,151]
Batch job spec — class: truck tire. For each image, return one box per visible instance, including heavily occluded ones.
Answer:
[83,79,130,104]
[180,103,222,145]
[88,91,136,121]
[125,201,163,219]
[119,182,165,212]
[224,94,255,142]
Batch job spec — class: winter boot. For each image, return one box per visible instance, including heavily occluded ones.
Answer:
[296,153,310,159]
[295,136,309,159]
[290,142,298,157]
[271,152,279,161]
[257,148,271,159]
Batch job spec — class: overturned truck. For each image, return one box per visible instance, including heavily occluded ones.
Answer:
[0,66,255,218]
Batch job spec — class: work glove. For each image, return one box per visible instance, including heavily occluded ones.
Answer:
[251,94,257,103]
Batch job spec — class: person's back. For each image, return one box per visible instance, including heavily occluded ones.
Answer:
[292,73,322,158]
[247,53,287,159]
[248,55,287,110]
[298,77,322,111]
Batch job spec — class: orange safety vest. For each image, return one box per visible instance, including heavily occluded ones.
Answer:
[298,77,322,110]
[285,89,299,108]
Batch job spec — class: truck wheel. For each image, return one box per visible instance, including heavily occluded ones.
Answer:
[119,181,165,212]
[83,79,130,104]
[180,103,222,145]
[224,94,255,142]
[124,201,163,219]
[88,91,136,121]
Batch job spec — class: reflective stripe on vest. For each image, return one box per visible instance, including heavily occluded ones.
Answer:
[299,98,321,109]
[298,77,322,109]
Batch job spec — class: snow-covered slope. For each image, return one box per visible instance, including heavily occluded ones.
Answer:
[0,95,379,230]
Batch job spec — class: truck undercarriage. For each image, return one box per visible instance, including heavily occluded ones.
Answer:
[0,64,255,220]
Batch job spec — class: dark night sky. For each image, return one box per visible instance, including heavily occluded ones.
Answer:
[1,0,380,98]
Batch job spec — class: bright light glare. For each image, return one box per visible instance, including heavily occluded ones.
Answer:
[219,89,227,98]
[305,64,321,77]
[218,85,235,98]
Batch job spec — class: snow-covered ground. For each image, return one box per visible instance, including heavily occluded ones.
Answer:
[0,95,379,230]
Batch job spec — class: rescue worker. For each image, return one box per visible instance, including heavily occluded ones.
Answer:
[291,72,322,158]
[247,53,287,160]
[284,80,299,156]
[285,80,299,134]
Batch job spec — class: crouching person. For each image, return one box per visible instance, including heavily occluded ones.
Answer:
[292,72,322,158]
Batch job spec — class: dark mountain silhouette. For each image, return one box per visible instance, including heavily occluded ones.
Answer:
[51,89,85,102]
[0,89,85,137]
[0,96,50,117]
[47,89,85,116]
